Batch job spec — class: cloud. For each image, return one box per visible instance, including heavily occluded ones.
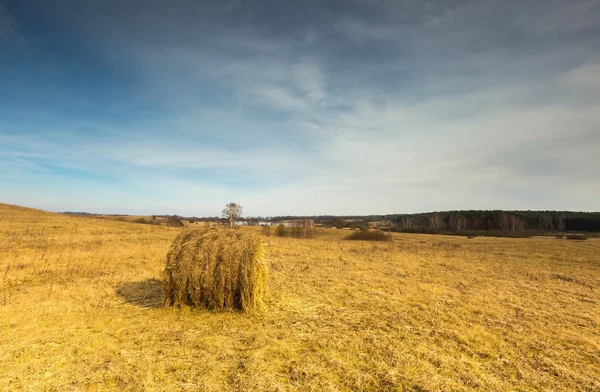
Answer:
[0,3,24,46]
[335,17,396,42]
[1,0,600,214]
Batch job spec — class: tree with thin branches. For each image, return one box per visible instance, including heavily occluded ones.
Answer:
[222,202,243,228]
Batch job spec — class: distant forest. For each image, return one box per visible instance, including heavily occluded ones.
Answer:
[64,210,600,234]
[259,211,600,233]
[181,210,600,234]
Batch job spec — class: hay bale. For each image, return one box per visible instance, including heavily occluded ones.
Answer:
[163,228,267,312]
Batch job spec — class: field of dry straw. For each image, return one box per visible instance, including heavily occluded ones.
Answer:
[0,203,599,391]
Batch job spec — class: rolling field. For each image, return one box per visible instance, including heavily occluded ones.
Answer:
[1,203,599,391]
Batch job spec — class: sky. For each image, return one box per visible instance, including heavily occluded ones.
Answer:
[1,0,599,217]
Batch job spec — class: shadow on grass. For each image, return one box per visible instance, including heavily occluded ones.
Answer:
[115,278,163,308]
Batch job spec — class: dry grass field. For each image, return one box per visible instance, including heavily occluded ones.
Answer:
[1,203,599,391]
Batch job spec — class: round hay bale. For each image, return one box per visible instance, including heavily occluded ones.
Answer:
[163,228,267,312]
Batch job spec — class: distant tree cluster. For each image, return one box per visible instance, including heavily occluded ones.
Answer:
[275,224,287,237]
[133,218,160,225]
[166,215,184,227]
[290,220,315,239]
[390,211,600,234]
[265,211,600,234]
[132,209,600,235]
[131,215,183,227]
[273,220,315,239]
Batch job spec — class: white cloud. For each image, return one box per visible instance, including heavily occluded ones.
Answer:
[242,85,309,112]
[566,63,600,90]
[292,60,326,102]
[3,0,600,215]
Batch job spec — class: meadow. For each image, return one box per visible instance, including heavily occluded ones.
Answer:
[0,203,599,391]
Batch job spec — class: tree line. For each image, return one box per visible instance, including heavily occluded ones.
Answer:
[111,209,600,234]
[266,211,600,233]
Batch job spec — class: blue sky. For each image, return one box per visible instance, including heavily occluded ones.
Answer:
[1,0,599,216]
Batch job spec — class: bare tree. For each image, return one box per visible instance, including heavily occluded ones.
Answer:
[450,214,467,231]
[499,212,510,232]
[400,217,414,230]
[428,213,444,233]
[222,202,243,228]
[508,214,525,232]
[499,212,525,232]
[290,219,315,239]
[557,215,566,232]
[538,215,554,231]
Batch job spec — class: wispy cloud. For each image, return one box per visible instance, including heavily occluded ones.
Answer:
[1,0,599,214]
[0,3,24,46]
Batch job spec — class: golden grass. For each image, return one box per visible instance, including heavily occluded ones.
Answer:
[164,228,266,312]
[1,203,599,391]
